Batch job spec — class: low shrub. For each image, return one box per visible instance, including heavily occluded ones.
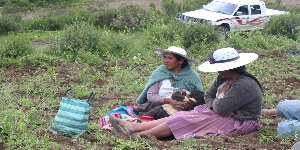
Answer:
[162,0,211,16]
[0,35,34,59]
[0,13,23,35]
[162,0,179,16]
[265,1,300,15]
[0,57,23,68]
[93,6,117,28]
[59,21,99,60]
[0,1,33,13]
[181,23,220,49]
[93,4,155,31]
[141,21,184,52]
[27,17,64,31]
[227,30,297,51]
[143,20,220,53]
[22,54,60,66]
[97,30,131,57]
[264,14,300,41]
[179,0,211,12]
[26,8,94,31]
[0,0,80,12]
[148,23,180,43]
[59,22,132,60]
[112,4,150,30]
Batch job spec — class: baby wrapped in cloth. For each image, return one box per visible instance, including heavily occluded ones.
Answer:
[136,90,204,120]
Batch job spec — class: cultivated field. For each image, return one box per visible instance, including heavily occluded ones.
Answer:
[1,0,300,149]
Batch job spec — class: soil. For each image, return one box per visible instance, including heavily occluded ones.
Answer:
[106,0,182,9]
[267,0,300,5]
[8,0,300,149]
[3,54,299,149]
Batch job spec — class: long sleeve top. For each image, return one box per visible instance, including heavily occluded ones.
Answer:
[136,65,203,104]
[146,80,165,104]
[205,75,263,121]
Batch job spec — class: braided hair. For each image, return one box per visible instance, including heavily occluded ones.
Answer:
[229,65,263,93]
[173,53,189,68]
[188,90,205,110]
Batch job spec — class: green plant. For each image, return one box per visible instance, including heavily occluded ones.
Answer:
[0,113,14,141]
[59,21,99,60]
[93,6,118,28]
[264,14,300,41]
[26,7,94,31]
[162,0,179,16]
[0,35,34,59]
[179,0,212,12]
[93,4,154,31]
[227,30,297,51]
[181,23,220,49]
[1,1,300,149]
[97,30,132,57]
[0,13,22,35]
[110,4,151,31]
[258,128,277,144]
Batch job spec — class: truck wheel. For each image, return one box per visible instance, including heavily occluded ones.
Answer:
[218,27,229,41]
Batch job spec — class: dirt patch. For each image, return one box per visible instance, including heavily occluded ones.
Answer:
[266,0,300,5]
[107,0,182,9]
[0,143,5,150]
[3,55,300,149]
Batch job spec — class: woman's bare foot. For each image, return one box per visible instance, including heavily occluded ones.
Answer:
[262,109,278,116]
[116,117,135,132]
[109,115,133,135]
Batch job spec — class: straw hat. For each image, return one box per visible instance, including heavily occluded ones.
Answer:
[198,47,258,72]
[154,46,197,65]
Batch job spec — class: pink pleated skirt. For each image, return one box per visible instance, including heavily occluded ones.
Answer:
[166,104,261,139]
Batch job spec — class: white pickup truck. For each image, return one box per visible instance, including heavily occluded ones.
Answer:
[175,0,287,35]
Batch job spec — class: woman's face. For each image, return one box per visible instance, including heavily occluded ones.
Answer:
[163,52,183,71]
[218,70,230,79]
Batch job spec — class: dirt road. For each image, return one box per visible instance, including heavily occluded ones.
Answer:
[108,0,300,9]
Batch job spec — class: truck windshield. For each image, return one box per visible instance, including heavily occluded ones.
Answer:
[204,1,237,15]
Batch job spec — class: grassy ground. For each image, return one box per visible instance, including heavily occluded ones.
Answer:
[1,0,300,149]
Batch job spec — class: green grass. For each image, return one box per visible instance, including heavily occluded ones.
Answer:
[1,0,300,149]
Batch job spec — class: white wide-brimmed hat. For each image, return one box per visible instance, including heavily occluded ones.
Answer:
[154,46,197,65]
[198,47,258,72]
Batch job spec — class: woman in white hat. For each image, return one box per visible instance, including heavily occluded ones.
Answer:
[135,46,203,114]
[109,47,263,139]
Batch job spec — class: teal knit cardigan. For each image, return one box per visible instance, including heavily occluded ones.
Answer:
[136,64,203,104]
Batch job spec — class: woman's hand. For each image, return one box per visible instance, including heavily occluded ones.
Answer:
[225,113,234,117]
[171,101,186,111]
[165,98,185,111]
[164,98,178,105]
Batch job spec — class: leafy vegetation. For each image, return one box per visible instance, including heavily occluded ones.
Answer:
[0,0,300,149]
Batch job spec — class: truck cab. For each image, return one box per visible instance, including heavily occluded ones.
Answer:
[175,0,287,32]
[230,0,267,31]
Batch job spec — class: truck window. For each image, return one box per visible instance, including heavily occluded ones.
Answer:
[204,1,237,15]
[250,5,261,15]
[235,5,249,16]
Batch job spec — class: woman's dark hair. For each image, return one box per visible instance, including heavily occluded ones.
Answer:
[173,53,189,68]
[189,90,205,110]
[229,65,263,92]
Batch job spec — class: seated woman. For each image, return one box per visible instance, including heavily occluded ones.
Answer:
[109,47,264,139]
[136,46,203,111]
[99,46,203,128]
